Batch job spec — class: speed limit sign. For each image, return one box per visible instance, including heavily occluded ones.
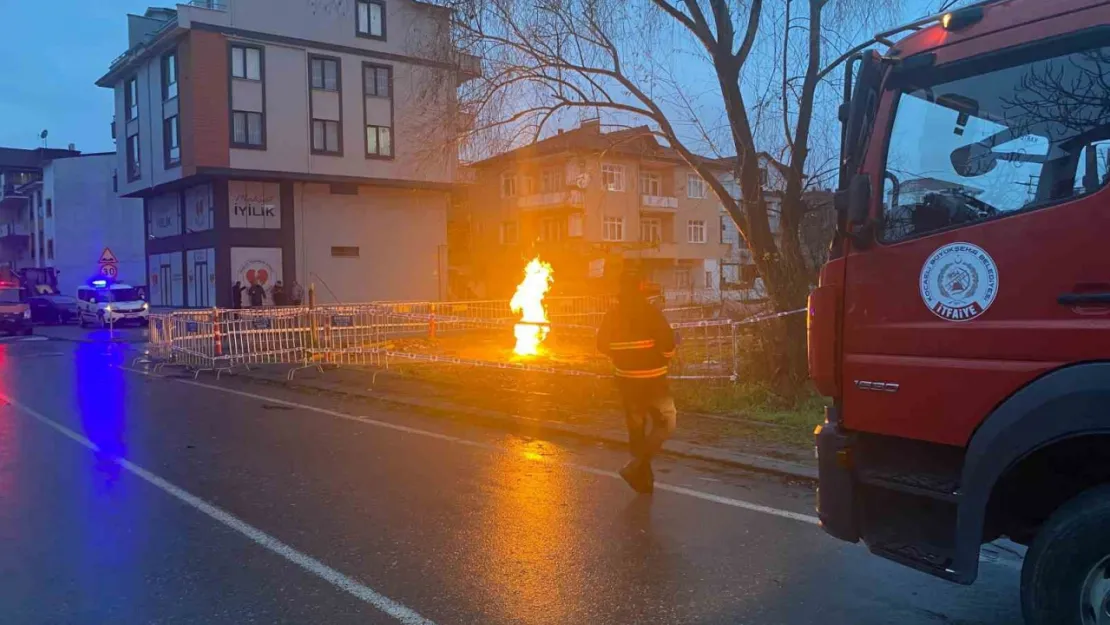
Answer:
[100,264,119,278]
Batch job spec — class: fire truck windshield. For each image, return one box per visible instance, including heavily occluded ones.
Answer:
[0,288,23,304]
[881,45,1110,242]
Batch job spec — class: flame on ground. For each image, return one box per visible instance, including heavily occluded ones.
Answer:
[509,257,553,356]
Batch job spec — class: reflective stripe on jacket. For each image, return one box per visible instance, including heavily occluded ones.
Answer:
[596,297,675,379]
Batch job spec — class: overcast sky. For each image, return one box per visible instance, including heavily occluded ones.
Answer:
[0,0,944,154]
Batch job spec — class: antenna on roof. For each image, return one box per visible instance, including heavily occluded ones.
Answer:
[39,129,48,148]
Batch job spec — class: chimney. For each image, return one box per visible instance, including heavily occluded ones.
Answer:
[67,143,76,151]
[579,117,601,133]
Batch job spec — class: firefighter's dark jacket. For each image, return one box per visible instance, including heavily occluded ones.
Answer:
[596,297,676,379]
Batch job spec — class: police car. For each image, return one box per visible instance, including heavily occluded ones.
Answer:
[76,279,149,327]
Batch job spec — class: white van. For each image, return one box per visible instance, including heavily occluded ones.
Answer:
[77,280,149,327]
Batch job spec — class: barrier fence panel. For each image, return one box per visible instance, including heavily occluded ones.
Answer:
[670,320,738,380]
[221,307,310,368]
[168,312,228,376]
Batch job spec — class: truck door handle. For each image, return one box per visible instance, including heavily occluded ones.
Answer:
[1058,293,1110,306]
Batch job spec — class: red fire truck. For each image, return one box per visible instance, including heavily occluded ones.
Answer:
[811,1,1110,623]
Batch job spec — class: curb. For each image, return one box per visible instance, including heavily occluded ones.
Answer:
[237,372,818,482]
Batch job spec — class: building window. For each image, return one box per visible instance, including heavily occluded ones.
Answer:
[331,246,360,258]
[759,166,769,187]
[602,216,624,241]
[568,213,584,237]
[126,134,141,181]
[500,173,517,198]
[676,269,692,288]
[231,45,262,81]
[601,164,625,191]
[45,199,52,218]
[539,217,565,242]
[640,172,662,196]
[640,217,661,243]
[540,169,560,193]
[232,111,265,147]
[312,119,341,154]
[310,57,340,91]
[125,77,139,121]
[706,271,713,288]
[687,174,707,199]
[162,51,178,100]
[47,239,54,260]
[687,219,707,243]
[363,65,391,97]
[356,0,385,39]
[365,125,392,157]
[164,115,181,167]
[522,176,536,195]
[499,221,518,245]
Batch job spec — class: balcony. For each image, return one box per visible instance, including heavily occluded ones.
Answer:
[517,190,584,211]
[0,174,36,211]
[623,241,731,260]
[623,242,679,259]
[456,52,482,83]
[0,223,30,247]
[641,195,678,210]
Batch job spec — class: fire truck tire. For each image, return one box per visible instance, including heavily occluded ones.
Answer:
[1021,484,1110,625]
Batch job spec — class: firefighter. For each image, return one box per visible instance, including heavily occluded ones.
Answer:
[596,270,677,494]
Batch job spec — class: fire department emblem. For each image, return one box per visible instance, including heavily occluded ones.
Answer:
[919,242,998,322]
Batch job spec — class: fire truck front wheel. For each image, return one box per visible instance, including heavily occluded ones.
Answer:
[1022,484,1110,625]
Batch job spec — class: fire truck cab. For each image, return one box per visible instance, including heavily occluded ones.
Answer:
[811,1,1110,623]
[0,268,32,336]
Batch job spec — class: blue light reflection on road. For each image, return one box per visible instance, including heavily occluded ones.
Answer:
[73,343,129,485]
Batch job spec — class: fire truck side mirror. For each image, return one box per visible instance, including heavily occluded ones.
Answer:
[846,174,872,226]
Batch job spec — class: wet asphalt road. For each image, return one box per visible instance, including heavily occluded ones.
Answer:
[0,335,1026,624]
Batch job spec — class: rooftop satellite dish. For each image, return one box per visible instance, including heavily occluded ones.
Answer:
[40,130,48,139]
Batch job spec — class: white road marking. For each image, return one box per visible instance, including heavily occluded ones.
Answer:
[0,392,437,625]
[113,365,822,526]
[0,335,48,343]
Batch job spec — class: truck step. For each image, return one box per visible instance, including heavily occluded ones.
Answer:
[858,469,960,502]
[869,541,961,581]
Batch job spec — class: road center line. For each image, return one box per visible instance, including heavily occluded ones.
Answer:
[114,365,820,525]
[0,391,438,625]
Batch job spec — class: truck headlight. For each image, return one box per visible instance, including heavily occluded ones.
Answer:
[22,309,30,320]
[105,305,112,313]
[142,302,149,310]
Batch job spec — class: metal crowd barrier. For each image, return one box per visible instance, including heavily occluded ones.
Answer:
[139,297,805,384]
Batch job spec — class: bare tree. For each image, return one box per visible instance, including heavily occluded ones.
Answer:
[438,0,910,380]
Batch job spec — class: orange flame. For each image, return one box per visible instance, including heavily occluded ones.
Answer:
[510,257,553,356]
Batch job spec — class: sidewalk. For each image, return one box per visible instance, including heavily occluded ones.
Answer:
[230,364,819,481]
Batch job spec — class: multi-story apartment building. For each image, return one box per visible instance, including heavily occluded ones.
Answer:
[97,1,478,307]
[0,147,79,271]
[714,155,833,298]
[0,148,145,295]
[450,120,731,298]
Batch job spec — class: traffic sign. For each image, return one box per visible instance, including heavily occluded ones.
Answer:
[98,247,119,265]
[100,264,118,278]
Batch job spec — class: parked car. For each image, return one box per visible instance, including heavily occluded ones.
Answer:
[27,293,77,324]
[77,280,149,328]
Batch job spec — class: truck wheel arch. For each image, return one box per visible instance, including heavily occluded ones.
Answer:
[954,362,1110,584]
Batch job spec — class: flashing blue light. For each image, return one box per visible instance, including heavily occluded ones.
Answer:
[92,279,108,288]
